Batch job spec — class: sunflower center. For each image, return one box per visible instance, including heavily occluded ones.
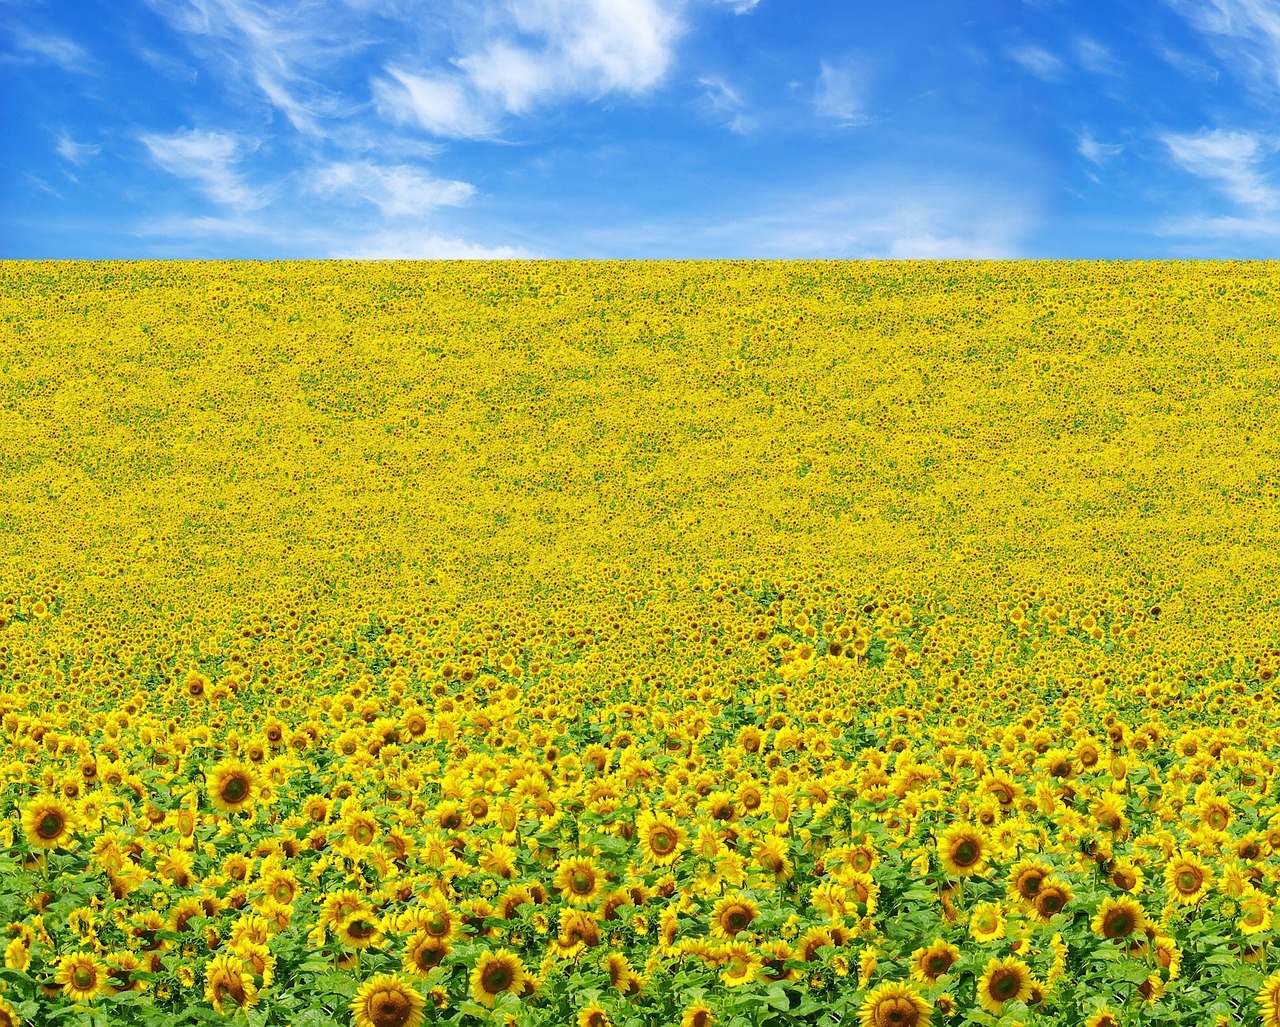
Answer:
[222,776,249,802]
[483,965,513,992]
[1176,869,1201,893]
[348,919,376,939]
[571,870,594,894]
[876,998,919,1026]
[1040,893,1063,913]
[651,829,674,853]
[1105,912,1133,937]
[371,992,410,1027]
[927,954,952,974]
[72,966,95,989]
[953,840,979,866]
[726,908,750,932]
[991,971,1019,999]
[37,813,65,839]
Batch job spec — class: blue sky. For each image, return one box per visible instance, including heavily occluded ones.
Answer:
[3,0,1280,258]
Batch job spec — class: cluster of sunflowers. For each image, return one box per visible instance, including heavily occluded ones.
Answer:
[2,261,1280,1025]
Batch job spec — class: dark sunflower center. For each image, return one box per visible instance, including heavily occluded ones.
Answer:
[222,776,249,802]
[992,972,1019,999]
[348,919,376,939]
[1176,869,1200,892]
[38,813,65,839]
[651,830,674,853]
[571,870,593,894]
[72,967,94,988]
[1040,893,1063,913]
[1106,912,1133,937]
[726,908,750,932]
[372,993,410,1027]
[928,954,952,974]
[484,965,513,992]
[953,840,979,866]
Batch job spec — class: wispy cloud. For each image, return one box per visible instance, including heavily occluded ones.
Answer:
[712,0,762,12]
[310,161,474,216]
[814,60,872,126]
[377,0,685,140]
[144,0,360,135]
[1008,43,1065,81]
[140,128,269,210]
[1166,0,1280,94]
[55,132,102,166]
[7,25,93,74]
[696,74,753,134]
[326,228,539,259]
[1078,129,1124,165]
[1072,36,1121,76]
[1161,126,1280,210]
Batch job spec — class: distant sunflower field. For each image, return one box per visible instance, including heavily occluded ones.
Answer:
[3,260,1280,1027]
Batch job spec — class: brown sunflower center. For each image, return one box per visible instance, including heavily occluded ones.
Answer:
[482,964,513,993]
[370,991,411,1027]
[221,776,249,803]
[570,870,594,894]
[1104,911,1134,938]
[990,970,1020,1000]
[952,840,979,866]
[725,907,751,933]
[72,966,95,989]
[651,829,675,853]
[1175,868,1201,893]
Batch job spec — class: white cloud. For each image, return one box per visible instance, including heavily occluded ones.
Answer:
[1078,129,1123,165]
[140,128,269,210]
[712,0,761,12]
[56,133,102,166]
[7,25,93,74]
[311,161,475,216]
[144,0,359,134]
[1072,36,1121,76]
[1008,44,1064,81]
[327,228,539,258]
[1167,0,1280,93]
[376,0,684,139]
[375,69,496,139]
[697,75,753,134]
[1161,127,1280,210]
[814,60,871,125]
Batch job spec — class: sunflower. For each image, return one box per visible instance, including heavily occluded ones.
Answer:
[858,981,932,1027]
[57,952,107,1003]
[350,973,426,1027]
[909,939,960,984]
[1258,971,1280,1027]
[22,796,76,850]
[1241,892,1273,936]
[754,833,793,878]
[968,902,1005,943]
[1007,858,1052,903]
[937,823,988,877]
[976,956,1033,1015]
[554,857,604,907]
[1084,1007,1121,1027]
[204,953,258,1014]
[470,949,527,1008]
[711,894,760,939]
[1092,896,1146,941]
[335,911,384,949]
[1031,877,1074,922]
[578,1003,611,1027]
[636,810,687,866]
[719,942,762,987]
[0,998,18,1027]
[402,931,450,975]
[680,1002,714,1027]
[206,760,258,815]
[1164,851,1212,905]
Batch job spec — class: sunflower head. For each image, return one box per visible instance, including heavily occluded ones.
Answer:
[350,973,426,1027]
[469,949,527,1009]
[858,980,933,1027]
[23,797,76,850]
[977,957,1032,1015]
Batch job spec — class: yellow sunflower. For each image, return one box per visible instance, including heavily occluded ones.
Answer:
[976,956,1033,1015]
[937,823,988,878]
[680,1002,714,1027]
[402,931,450,976]
[909,939,960,983]
[1092,896,1147,941]
[469,949,527,1008]
[1031,876,1074,922]
[968,901,1006,943]
[858,981,932,1027]
[578,1002,611,1027]
[206,760,258,815]
[1258,970,1280,1027]
[204,953,258,1014]
[350,973,426,1027]
[710,894,760,939]
[22,796,76,850]
[554,857,604,907]
[57,952,107,1003]
[636,810,687,866]
[1164,851,1212,905]
[0,998,18,1027]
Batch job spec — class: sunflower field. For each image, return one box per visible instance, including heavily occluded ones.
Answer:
[2,260,1280,1027]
